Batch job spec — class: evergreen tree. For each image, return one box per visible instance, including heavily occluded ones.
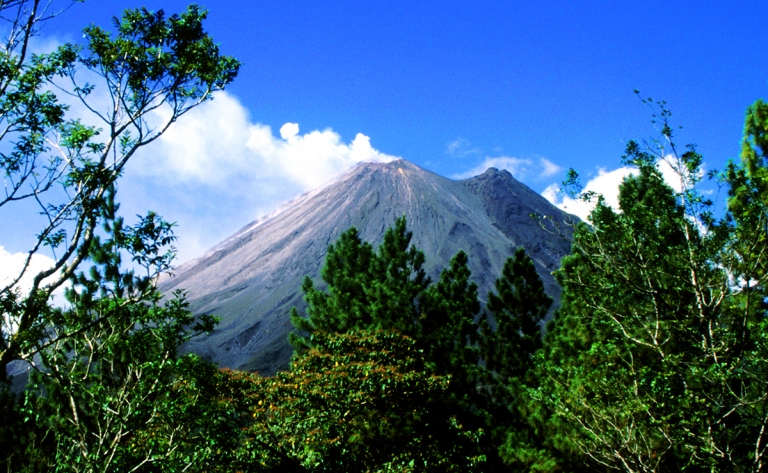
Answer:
[417,250,482,423]
[290,216,430,347]
[290,227,376,344]
[475,248,554,471]
[291,220,521,469]
[535,96,768,472]
[420,250,481,382]
[481,248,551,387]
[368,216,430,332]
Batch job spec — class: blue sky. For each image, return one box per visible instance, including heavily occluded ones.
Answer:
[3,0,768,283]
[51,0,763,176]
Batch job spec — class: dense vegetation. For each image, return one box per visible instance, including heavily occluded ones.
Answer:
[1,2,768,472]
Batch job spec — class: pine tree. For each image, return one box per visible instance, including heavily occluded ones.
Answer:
[290,218,512,469]
[368,216,430,333]
[419,251,481,399]
[478,247,555,471]
[290,216,430,346]
[290,227,376,344]
[481,248,551,386]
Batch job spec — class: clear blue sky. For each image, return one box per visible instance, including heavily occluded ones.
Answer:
[47,0,767,176]
[4,0,768,267]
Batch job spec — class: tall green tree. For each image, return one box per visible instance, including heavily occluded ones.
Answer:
[291,219,515,469]
[290,215,430,346]
[478,247,554,471]
[290,227,377,341]
[0,2,240,380]
[368,216,430,332]
[481,247,551,389]
[535,96,768,472]
[0,2,241,470]
[419,250,481,404]
[291,218,483,393]
[1,191,237,472]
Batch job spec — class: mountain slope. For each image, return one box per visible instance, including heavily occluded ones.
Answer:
[160,159,577,374]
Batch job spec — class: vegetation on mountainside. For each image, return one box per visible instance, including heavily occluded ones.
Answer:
[280,95,768,471]
[1,3,767,472]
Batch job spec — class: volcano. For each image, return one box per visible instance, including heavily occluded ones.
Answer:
[160,159,577,374]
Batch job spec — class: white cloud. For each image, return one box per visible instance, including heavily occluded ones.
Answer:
[4,39,401,269]
[0,248,71,331]
[119,92,399,263]
[279,122,300,140]
[542,167,637,221]
[11,56,399,264]
[539,157,563,178]
[446,138,481,157]
[542,158,691,222]
[0,247,56,296]
[657,156,701,193]
[137,93,397,189]
[453,156,533,180]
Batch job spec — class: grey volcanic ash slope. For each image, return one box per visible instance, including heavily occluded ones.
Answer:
[160,159,577,374]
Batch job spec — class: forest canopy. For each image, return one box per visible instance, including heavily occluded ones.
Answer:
[0,2,767,472]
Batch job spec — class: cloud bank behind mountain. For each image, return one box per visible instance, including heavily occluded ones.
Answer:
[121,92,399,262]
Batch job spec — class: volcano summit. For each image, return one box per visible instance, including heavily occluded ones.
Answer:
[160,159,577,374]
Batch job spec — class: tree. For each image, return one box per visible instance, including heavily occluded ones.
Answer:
[291,220,515,469]
[0,2,240,380]
[1,185,236,472]
[239,330,486,472]
[368,216,430,333]
[290,215,430,346]
[0,3,242,470]
[11,297,226,472]
[290,227,377,341]
[481,248,551,383]
[291,218,485,400]
[418,250,481,407]
[478,247,555,471]
[535,96,768,472]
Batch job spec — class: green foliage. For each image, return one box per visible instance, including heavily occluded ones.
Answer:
[418,250,481,411]
[478,248,554,470]
[1,180,230,471]
[481,248,551,384]
[240,330,486,472]
[0,1,240,379]
[369,216,430,332]
[80,5,239,102]
[291,227,377,339]
[290,218,489,410]
[0,3,241,470]
[10,297,226,472]
[728,99,768,297]
[292,218,562,471]
[290,215,430,347]
[535,95,768,472]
